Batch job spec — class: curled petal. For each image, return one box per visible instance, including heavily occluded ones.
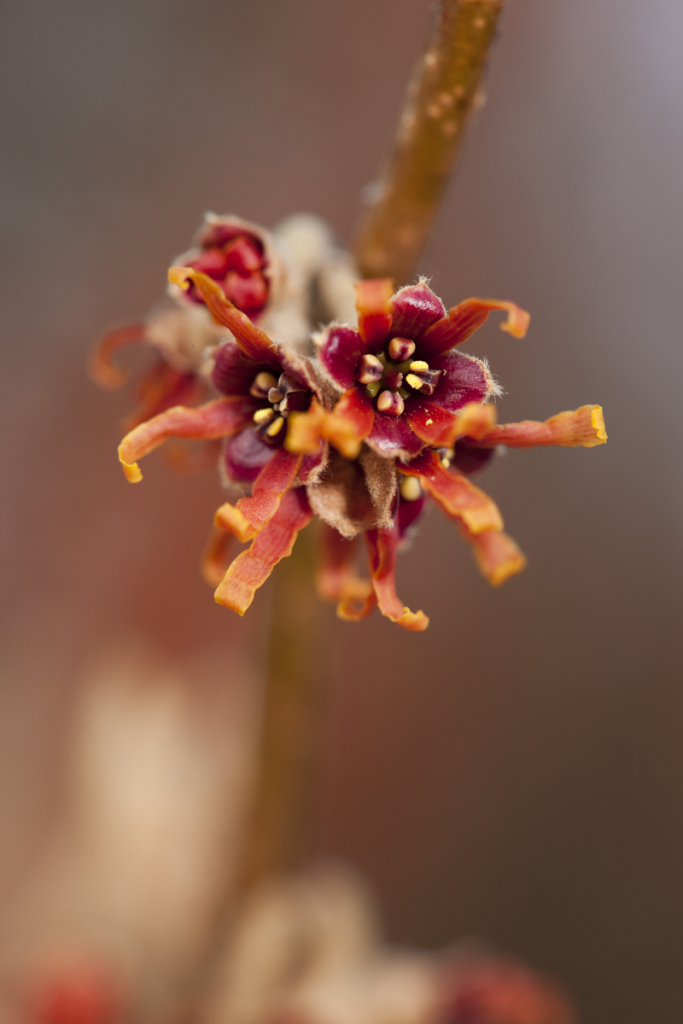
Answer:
[287,392,373,461]
[389,281,446,340]
[168,267,280,367]
[365,527,429,631]
[118,397,254,482]
[459,524,527,586]
[214,446,302,543]
[401,450,503,534]
[214,488,312,615]
[89,322,147,389]
[316,526,376,622]
[355,278,394,350]
[200,525,236,587]
[419,298,530,360]
[475,404,608,449]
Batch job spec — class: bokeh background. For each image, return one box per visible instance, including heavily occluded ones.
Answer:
[1,0,681,1020]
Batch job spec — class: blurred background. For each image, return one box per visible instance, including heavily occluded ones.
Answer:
[1,0,681,1020]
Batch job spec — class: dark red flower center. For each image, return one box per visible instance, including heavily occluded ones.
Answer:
[185,233,269,317]
[356,336,441,417]
[249,369,312,447]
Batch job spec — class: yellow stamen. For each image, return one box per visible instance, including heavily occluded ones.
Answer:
[400,476,422,501]
[253,407,275,424]
[266,415,285,437]
[405,373,423,390]
[409,360,429,372]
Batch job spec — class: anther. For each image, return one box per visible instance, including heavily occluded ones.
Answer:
[388,337,416,361]
[253,407,275,424]
[266,416,285,437]
[405,373,423,391]
[268,387,285,404]
[400,476,422,501]
[250,371,277,399]
[376,390,404,416]
[409,360,429,372]
[357,354,383,384]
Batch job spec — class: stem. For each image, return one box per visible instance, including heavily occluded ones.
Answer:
[353,0,505,284]
[237,523,331,889]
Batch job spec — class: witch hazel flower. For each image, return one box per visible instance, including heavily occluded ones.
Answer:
[89,214,322,431]
[287,277,606,631]
[117,265,338,613]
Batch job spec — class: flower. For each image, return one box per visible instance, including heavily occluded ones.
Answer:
[117,266,333,616]
[88,216,303,432]
[295,277,529,462]
[112,260,607,633]
[286,279,606,630]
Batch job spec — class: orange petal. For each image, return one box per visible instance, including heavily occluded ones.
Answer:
[459,524,527,586]
[316,525,376,622]
[475,404,607,448]
[214,446,302,543]
[287,391,374,460]
[214,489,312,615]
[420,298,529,359]
[401,450,503,534]
[355,278,394,347]
[118,396,254,482]
[124,360,206,431]
[168,266,280,367]
[200,525,236,587]
[365,527,429,631]
[88,322,147,389]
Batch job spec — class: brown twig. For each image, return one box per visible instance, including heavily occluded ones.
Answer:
[353,0,506,284]
[237,522,331,889]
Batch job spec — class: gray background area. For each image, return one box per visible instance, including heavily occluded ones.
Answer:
[1,1,682,1020]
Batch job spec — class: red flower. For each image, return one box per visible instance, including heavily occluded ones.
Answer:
[89,217,285,431]
[301,277,529,460]
[169,213,280,321]
[117,267,331,615]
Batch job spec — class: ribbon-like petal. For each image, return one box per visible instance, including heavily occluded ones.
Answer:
[89,322,147,389]
[400,450,503,534]
[473,404,607,449]
[355,279,394,350]
[365,526,429,631]
[287,392,374,461]
[458,524,527,586]
[118,396,254,482]
[419,298,530,361]
[200,525,236,587]
[214,446,302,542]
[316,526,376,622]
[168,267,280,367]
[214,488,312,615]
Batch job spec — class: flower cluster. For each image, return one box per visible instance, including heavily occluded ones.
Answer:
[101,217,606,632]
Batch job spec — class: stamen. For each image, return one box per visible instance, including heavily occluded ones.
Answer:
[377,390,404,416]
[250,371,278,399]
[400,476,422,501]
[357,354,384,384]
[405,373,423,390]
[266,416,285,437]
[409,360,429,372]
[268,387,285,403]
[388,337,416,361]
[253,407,275,424]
